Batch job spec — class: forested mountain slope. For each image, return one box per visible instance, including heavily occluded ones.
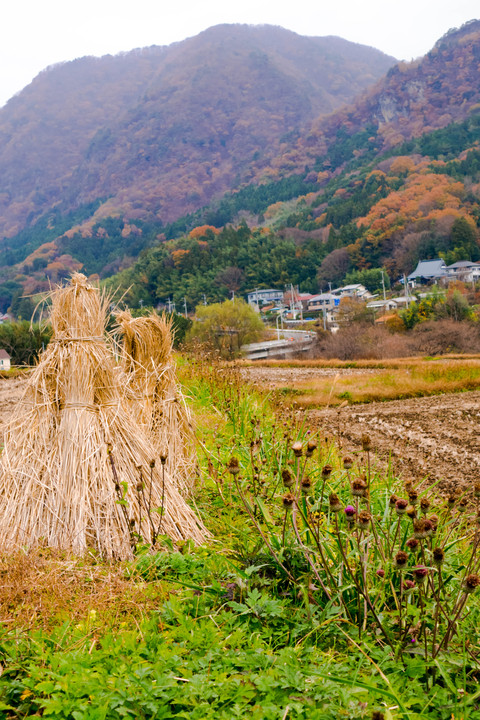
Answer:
[0,23,394,240]
[4,21,480,316]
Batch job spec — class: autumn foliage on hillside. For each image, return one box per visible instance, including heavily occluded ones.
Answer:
[3,22,480,315]
[270,20,480,178]
[0,24,394,241]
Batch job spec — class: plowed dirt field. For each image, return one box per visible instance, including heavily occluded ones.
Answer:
[241,365,480,494]
[2,369,479,494]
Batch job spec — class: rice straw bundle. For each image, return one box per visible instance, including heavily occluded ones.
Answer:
[0,274,207,559]
[115,309,196,494]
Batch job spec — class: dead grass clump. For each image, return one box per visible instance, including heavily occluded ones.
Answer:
[0,274,207,559]
[116,309,196,494]
[280,358,480,407]
[0,550,167,631]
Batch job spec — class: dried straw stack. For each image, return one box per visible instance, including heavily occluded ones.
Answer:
[0,274,207,558]
[115,309,196,495]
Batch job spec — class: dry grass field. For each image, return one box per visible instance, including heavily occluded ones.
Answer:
[241,356,480,493]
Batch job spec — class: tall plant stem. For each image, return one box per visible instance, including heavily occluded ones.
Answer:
[232,474,295,583]
[290,506,332,602]
[333,516,394,651]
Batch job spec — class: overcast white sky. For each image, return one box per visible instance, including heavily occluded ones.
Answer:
[0,0,478,107]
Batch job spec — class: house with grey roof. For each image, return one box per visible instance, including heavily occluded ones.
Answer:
[247,288,284,309]
[407,259,447,287]
[445,260,480,283]
[330,283,373,300]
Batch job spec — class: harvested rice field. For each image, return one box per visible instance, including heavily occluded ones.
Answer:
[2,362,480,495]
[241,363,480,494]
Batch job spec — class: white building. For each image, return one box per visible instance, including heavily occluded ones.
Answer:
[445,260,480,283]
[330,283,374,300]
[367,299,398,312]
[0,349,11,371]
[307,293,341,311]
[247,289,284,309]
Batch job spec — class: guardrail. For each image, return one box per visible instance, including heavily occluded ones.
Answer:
[241,333,315,360]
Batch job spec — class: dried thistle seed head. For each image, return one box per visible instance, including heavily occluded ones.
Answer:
[429,514,439,529]
[301,476,312,494]
[413,519,427,540]
[389,494,398,507]
[356,510,371,531]
[372,712,385,720]
[329,493,343,513]
[404,480,414,494]
[306,439,317,457]
[227,457,240,475]
[447,495,456,509]
[282,492,295,510]
[344,505,356,518]
[408,490,418,506]
[395,498,408,515]
[150,458,156,469]
[343,455,354,470]
[281,469,294,487]
[433,547,445,566]
[136,482,144,493]
[413,565,429,584]
[420,497,430,513]
[406,537,420,551]
[463,573,480,594]
[394,551,408,569]
[424,519,434,536]
[406,505,417,519]
[321,464,333,478]
[291,441,303,457]
[361,434,371,452]
[458,497,468,513]
[351,478,367,498]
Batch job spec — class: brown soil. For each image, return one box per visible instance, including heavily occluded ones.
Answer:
[241,365,480,494]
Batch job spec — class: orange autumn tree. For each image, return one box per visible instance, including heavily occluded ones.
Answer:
[349,167,472,270]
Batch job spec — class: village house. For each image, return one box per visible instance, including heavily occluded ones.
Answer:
[366,298,399,312]
[329,283,374,301]
[407,259,447,286]
[0,349,11,371]
[247,288,284,309]
[445,260,480,283]
[307,293,340,312]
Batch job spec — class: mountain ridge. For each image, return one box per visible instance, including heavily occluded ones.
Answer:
[0,23,395,239]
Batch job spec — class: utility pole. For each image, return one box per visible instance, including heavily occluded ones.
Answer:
[183,297,188,319]
[381,270,386,302]
[166,298,171,313]
[403,275,409,309]
[202,294,207,306]
[297,285,303,322]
